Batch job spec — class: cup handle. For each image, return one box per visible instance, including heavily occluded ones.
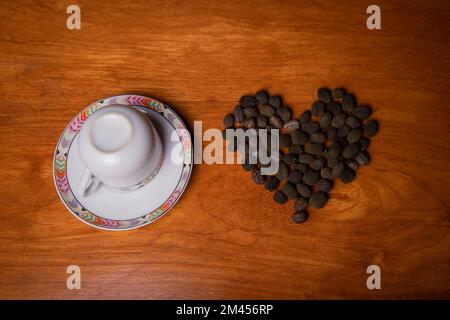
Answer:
[79,168,101,197]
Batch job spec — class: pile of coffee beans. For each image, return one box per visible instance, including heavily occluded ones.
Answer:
[223,88,379,224]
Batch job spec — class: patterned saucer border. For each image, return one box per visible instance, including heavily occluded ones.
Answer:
[53,95,193,230]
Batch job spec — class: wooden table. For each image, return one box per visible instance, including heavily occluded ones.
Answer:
[0,0,449,299]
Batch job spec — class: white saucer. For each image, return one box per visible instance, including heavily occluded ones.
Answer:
[53,95,193,230]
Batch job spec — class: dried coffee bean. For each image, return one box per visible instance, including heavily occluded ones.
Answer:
[291,130,309,145]
[275,162,289,180]
[342,94,356,113]
[255,90,269,105]
[279,134,292,148]
[304,143,324,156]
[273,190,288,204]
[244,117,256,129]
[347,127,362,144]
[303,170,320,186]
[320,167,334,180]
[325,141,342,159]
[223,113,234,128]
[282,182,299,200]
[296,183,312,198]
[345,159,359,171]
[319,112,332,129]
[265,176,280,191]
[310,157,325,170]
[294,163,309,173]
[288,144,303,154]
[311,101,326,117]
[288,170,303,184]
[277,107,291,122]
[309,191,328,209]
[266,124,275,130]
[359,138,370,151]
[303,121,320,134]
[269,95,282,109]
[331,161,345,177]
[339,168,356,183]
[317,87,332,103]
[324,127,337,140]
[270,115,284,128]
[282,153,297,165]
[298,110,312,125]
[292,210,309,224]
[260,104,275,117]
[293,198,309,211]
[316,179,333,193]
[346,116,361,128]
[299,153,314,164]
[326,102,343,115]
[234,106,245,123]
[310,132,326,144]
[242,163,257,171]
[353,105,372,120]
[332,88,346,100]
[327,158,340,169]
[342,143,361,159]
[337,125,351,138]
[256,115,268,128]
[240,95,257,108]
[252,169,266,185]
[331,113,346,128]
[354,152,370,166]
[244,107,259,118]
[363,120,379,137]
[283,120,300,133]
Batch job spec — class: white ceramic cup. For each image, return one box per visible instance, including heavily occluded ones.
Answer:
[77,104,163,197]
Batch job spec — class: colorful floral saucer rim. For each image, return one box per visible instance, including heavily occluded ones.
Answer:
[53,95,193,230]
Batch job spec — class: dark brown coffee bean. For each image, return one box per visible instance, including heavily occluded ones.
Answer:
[309,191,328,209]
[305,143,324,156]
[303,170,320,186]
[327,158,340,169]
[234,106,245,123]
[282,153,297,165]
[275,162,289,180]
[345,116,361,128]
[291,130,309,145]
[251,169,266,185]
[244,117,256,129]
[283,120,300,133]
[310,157,325,171]
[298,110,312,125]
[339,168,356,183]
[292,210,309,224]
[354,152,370,165]
[244,107,259,118]
[303,121,320,134]
[319,111,332,129]
[316,179,333,193]
[331,113,346,128]
[324,127,337,140]
[353,105,372,120]
[259,104,275,117]
[320,167,334,180]
[265,176,280,191]
[332,88,346,100]
[255,90,269,105]
[342,94,356,113]
[311,101,326,117]
[288,144,303,154]
[345,159,359,171]
[223,113,234,128]
[273,190,288,204]
[317,87,332,103]
[331,161,345,177]
[240,95,257,108]
[256,115,268,128]
[337,125,351,138]
[310,132,326,144]
[293,198,308,211]
[342,143,361,159]
[325,141,342,159]
[359,138,370,151]
[282,182,299,200]
[279,134,292,148]
[299,153,314,164]
[288,170,303,184]
[326,102,343,115]
[277,107,292,122]
[294,163,309,173]
[270,114,284,128]
[347,128,363,144]
[296,183,312,198]
[363,120,379,137]
[269,95,282,109]
[266,124,275,130]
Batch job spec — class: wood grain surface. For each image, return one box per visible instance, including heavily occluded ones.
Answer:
[0,0,449,299]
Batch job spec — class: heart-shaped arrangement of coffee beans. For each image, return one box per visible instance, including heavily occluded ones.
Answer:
[223,88,379,224]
